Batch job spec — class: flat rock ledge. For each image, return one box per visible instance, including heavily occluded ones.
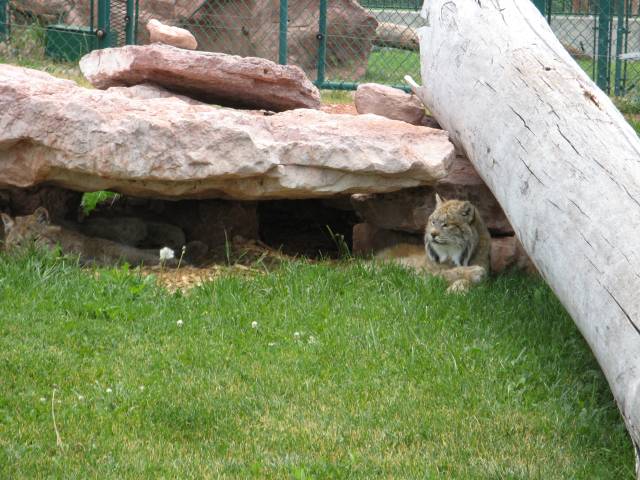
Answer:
[79,44,321,112]
[0,65,455,200]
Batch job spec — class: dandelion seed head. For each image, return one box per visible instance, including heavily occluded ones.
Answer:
[251,321,258,329]
[293,331,301,340]
[177,319,184,327]
[106,388,113,394]
[159,247,175,261]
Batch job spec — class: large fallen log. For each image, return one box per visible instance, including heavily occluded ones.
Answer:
[409,0,640,474]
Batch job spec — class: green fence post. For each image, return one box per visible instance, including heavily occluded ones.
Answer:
[316,0,328,87]
[614,0,625,95]
[532,0,546,15]
[596,0,612,92]
[125,0,135,44]
[278,0,288,64]
[0,0,7,41]
[97,0,111,49]
[134,0,139,44]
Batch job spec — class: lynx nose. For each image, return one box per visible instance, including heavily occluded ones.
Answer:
[430,230,439,239]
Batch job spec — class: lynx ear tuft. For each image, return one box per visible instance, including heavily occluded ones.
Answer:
[462,202,475,221]
[1,213,14,233]
[435,193,446,206]
[33,207,50,225]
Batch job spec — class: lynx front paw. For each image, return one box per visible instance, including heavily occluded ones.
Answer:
[466,265,486,283]
[446,279,470,295]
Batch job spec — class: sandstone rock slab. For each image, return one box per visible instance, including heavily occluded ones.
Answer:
[374,22,419,51]
[79,44,321,111]
[10,0,67,22]
[0,65,455,200]
[146,19,198,50]
[351,155,513,236]
[355,83,426,125]
[490,236,537,275]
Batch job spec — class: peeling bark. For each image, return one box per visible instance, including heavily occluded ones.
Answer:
[410,1,640,475]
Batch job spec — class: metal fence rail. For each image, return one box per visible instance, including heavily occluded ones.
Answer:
[1,0,640,96]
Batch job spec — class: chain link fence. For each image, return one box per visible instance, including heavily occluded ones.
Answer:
[133,0,423,90]
[535,0,640,95]
[0,0,140,66]
[2,0,640,95]
[0,0,422,91]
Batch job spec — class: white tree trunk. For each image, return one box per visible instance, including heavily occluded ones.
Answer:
[410,0,640,474]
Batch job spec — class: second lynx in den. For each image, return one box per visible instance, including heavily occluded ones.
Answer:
[377,194,491,293]
[1,207,173,266]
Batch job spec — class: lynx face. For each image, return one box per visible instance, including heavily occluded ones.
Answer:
[425,194,480,267]
[1,207,57,251]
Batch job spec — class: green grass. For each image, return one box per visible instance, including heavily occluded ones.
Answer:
[363,48,421,86]
[0,251,633,479]
[320,89,354,104]
[0,39,636,479]
[81,191,119,215]
[323,47,421,88]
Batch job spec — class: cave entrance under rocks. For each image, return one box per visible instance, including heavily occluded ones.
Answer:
[3,188,363,263]
[257,199,359,259]
[84,195,361,262]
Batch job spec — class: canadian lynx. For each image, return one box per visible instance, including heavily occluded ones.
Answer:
[1,207,175,267]
[377,194,491,293]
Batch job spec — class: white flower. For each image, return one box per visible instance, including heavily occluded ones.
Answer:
[268,342,276,347]
[293,331,301,340]
[159,247,175,261]
[251,321,258,329]
[139,385,145,392]
[177,319,184,327]
[106,388,112,394]
[308,335,317,344]
[39,397,46,403]
[77,395,85,401]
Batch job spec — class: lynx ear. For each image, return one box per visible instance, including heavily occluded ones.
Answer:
[1,213,14,233]
[435,193,446,206]
[33,207,50,225]
[462,202,475,221]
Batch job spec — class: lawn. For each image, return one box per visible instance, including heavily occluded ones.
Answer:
[0,251,634,479]
[0,35,637,479]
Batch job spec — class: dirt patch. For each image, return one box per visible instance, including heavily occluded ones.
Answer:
[320,103,357,115]
[139,238,295,292]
